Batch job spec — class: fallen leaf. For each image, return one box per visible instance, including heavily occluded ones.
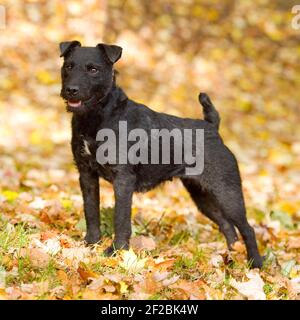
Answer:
[82,289,118,300]
[281,260,296,277]
[0,267,6,289]
[154,258,176,270]
[0,288,7,300]
[59,238,72,248]
[103,258,119,268]
[170,279,206,300]
[75,218,86,232]
[133,275,161,296]
[5,287,23,300]
[57,270,69,285]
[230,271,266,300]
[40,231,57,241]
[119,281,128,294]
[20,248,50,268]
[44,238,61,255]
[162,275,180,286]
[40,212,52,224]
[87,277,105,290]
[81,289,102,300]
[231,241,246,253]
[61,247,90,261]
[120,249,147,273]
[130,235,156,251]
[77,263,97,282]
[153,271,169,282]
[270,210,294,229]
[287,277,300,298]
[29,197,47,210]
[104,273,122,283]
[209,254,223,267]
[103,285,116,293]
[287,237,300,250]
[20,283,34,293]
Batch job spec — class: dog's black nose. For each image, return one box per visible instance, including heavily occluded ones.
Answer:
[66,86,79,96]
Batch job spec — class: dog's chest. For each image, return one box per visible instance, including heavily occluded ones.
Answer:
[81,138,92,157]
[74,134,114,182]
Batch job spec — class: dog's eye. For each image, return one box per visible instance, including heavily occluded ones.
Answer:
[65,64,73,70]
[88,66,98,74]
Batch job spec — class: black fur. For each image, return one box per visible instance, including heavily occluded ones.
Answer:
[199,92,220,130]
[59,41,263,268]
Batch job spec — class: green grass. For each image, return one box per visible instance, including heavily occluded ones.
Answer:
[0,219,59,293]
[170,230,190,245]
[173,255,198,279]
[0,221,29,252]
[263,283,273,295]
[0,220,30,269]
[76,207,115,237]
[148,293,162,300]
[36,260,57,282]
[89,260,113,274]
[100,207,114,237]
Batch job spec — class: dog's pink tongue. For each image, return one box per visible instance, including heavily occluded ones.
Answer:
[68,100,82,107]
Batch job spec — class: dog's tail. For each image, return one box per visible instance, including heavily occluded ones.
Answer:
[198,93,220,130]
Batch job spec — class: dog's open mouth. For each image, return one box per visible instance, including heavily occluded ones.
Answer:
[68,100,82,108]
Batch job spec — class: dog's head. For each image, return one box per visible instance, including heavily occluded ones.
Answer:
[59,41,122,113]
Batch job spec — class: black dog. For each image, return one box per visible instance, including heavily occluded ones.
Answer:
[59,41,262,268]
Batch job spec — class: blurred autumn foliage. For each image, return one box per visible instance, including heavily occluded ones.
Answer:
[0,0,300,300]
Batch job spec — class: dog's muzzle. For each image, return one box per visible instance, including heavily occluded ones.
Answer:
[67,100,82,108]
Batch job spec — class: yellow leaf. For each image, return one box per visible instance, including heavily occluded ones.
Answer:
[61,199,73,210]
[1,190,18,203]
[30,131,43,145]
[120,249,147,273]
[36,70,56,85]
[0,289,7,300]
[268,148,293,166]
[131,207,139,218]
[277,201,297,215]
[119,281,128,294]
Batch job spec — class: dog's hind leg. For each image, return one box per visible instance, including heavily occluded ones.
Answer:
[181,178,238,249]
[212,184,263,268]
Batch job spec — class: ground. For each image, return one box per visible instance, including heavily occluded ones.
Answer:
[0,0,300,300]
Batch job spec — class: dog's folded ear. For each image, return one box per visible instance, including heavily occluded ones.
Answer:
[59,41,81,57]
[97,43,122,64]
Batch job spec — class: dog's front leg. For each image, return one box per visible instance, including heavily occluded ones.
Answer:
[79,170,101,244]
[104,172,136,256]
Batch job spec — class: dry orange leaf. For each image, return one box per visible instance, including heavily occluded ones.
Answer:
[77,264,97,282]
[40,230,58,241]
[130,235,156,251]
[155,258,176,270]
[19,248,50,268]
[232,241,246,253]
[40,211,52,224]
[287,237,300,250]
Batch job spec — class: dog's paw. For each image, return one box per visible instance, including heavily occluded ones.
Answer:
[84,232,101,245]
[103,241,129,256]
[249,255,264,269]
[103,245,116,257]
